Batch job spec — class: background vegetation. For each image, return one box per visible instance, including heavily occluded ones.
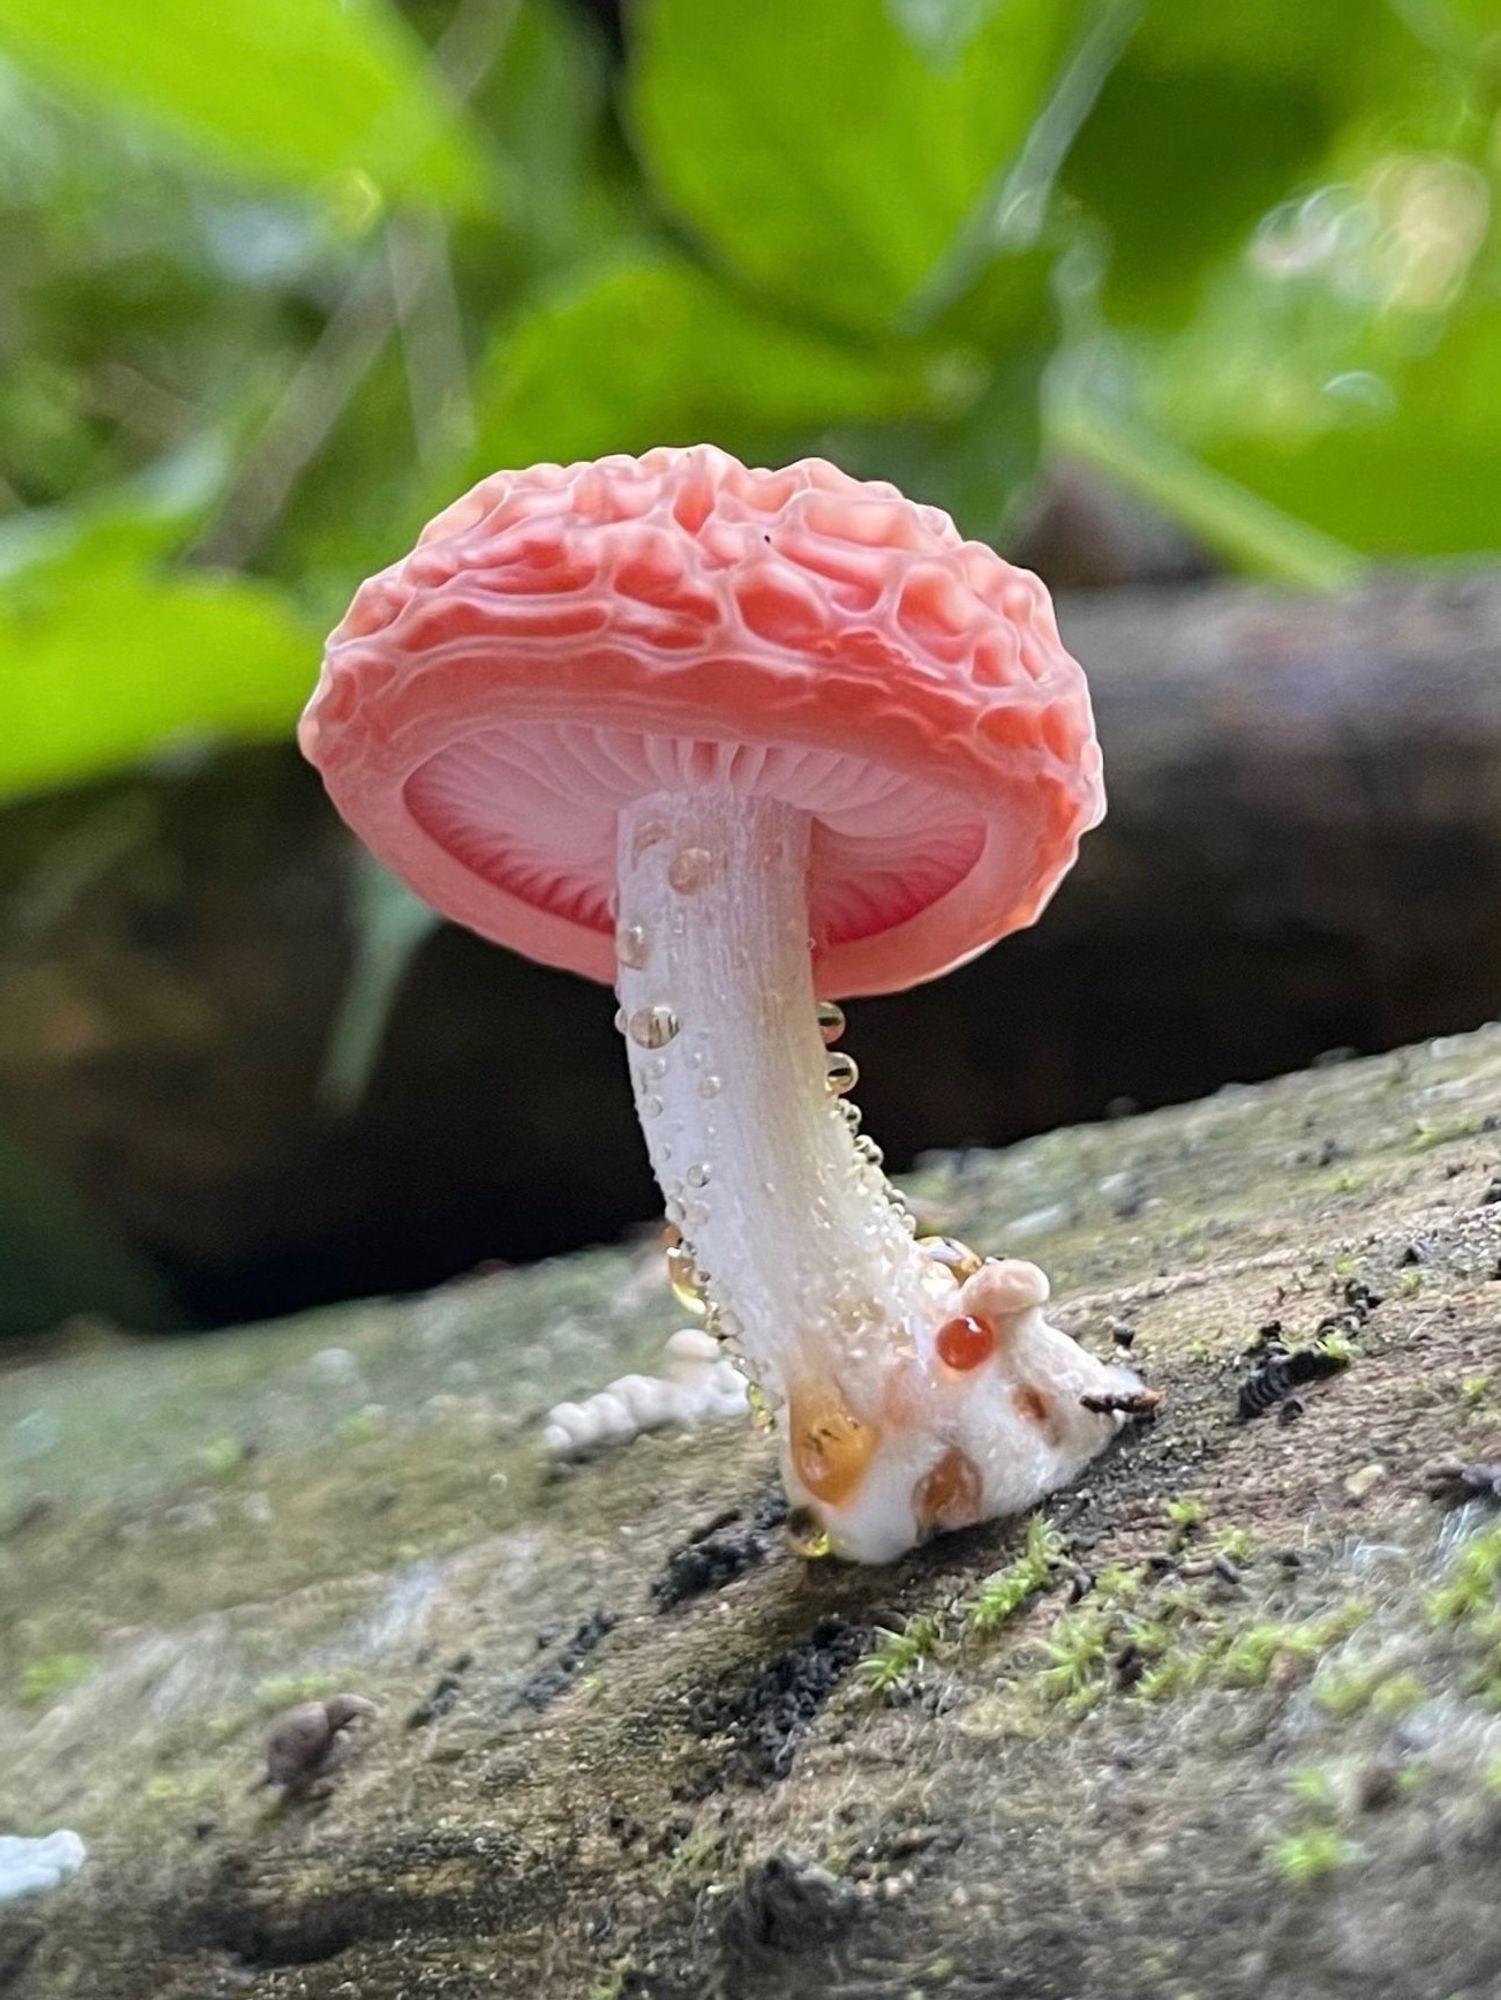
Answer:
[0,0,1497,1332]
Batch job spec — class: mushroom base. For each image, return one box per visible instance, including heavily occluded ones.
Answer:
[613,788,1142,1562]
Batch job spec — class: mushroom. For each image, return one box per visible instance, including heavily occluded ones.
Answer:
[301,446,1145,1562]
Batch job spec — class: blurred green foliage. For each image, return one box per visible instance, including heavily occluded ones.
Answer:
[0,0,1495,804]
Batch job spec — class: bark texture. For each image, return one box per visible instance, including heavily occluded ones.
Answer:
[4,1022,1501,1997]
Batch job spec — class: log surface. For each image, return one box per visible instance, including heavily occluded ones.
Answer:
[5,1021,1501,1996]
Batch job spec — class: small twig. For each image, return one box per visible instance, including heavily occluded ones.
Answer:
[1081,1387,1163,1417]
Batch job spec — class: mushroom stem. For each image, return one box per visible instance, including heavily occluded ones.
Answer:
[614,790,935,1413]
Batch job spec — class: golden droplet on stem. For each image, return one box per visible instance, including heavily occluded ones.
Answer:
[785,1506,834,1560]
[815,999,845,1045]
[917,1234,984,1283]
[825,1051,859,1097]
[665,1241,709,1318]
[788,1382,878,1505]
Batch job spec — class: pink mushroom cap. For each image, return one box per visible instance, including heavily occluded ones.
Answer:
[300,445,1104,997]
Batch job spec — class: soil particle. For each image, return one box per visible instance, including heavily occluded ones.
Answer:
[686,1615,867,1790]
[719,1850,860,1965]
[652,1492,789,1611]
[518,1610,616,1710]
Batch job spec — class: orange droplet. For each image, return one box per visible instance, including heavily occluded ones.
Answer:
[789,1383,878,1506]
[936,1313,995,1371]
[914,1447,983,1533]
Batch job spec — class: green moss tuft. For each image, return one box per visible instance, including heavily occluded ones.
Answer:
[1270,1827,1359,1883]
[18,1651,94,1708]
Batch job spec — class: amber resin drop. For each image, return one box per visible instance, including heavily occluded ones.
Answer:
[789,1383,878,1506]
[935,1313,995,1371]
[665,1241,709,1317]
[917,1235,984,1283]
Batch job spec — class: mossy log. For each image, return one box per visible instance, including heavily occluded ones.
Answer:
[4,1023,1501,1997]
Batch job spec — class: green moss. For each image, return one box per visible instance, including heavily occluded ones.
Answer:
[1270,1827,1359,1883]
[255,1670,342,1711]
[1211,1526,1256,1563]
[196,1435,247,1481]
[1219,1604,1370,1688]
[143,1769,216,1805]
[1038,1607,1113,1706]
[1287,1765,1340,1811]
[964,1516,1066,1638]
[855,1613,942,1698]
[18,1651,93,1708]
[1462,1374,1492,1408]
[1425,1522,1501,1625]
[588,1957,636,2000]
[1396,1269,1423,1298]
[337,1406,389,1444]
[1411,1119,1480,1152]
[1312,1660,1426,1719]
[666,1823,725,1881]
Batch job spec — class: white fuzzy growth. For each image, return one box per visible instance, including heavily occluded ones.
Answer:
[0,1829,87,1902]
[606,788,1143,1563]
[543,1332,748,1457]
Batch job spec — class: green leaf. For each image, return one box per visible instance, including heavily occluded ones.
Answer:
[628,0,1094,331]
[0,548,320,801]
[465,254,950,477]
[828,245,1060,537]
[0,0,495,215]
[1064,0,1473,327]
[1143,153,1501,557]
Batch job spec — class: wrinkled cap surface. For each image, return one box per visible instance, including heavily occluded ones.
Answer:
[301,445,1104,996]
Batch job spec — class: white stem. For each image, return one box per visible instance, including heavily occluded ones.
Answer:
[613,790,934,1406]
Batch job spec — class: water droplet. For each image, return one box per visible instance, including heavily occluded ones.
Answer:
[615,923,648,969]
[613,1006,628,1034]
[697,1073,723,1099]
[854,1135,884,1166]
[825,1052,859,1096]
[631,816,671,862]
[668,845,714,893]
[628,1005,680,1050]
[685,1161,712,1188]
[639,1094,663,1120]
[838,1098,862,1128]
[684,1200,709,1231]
[664,1197,686,1227]
[645,1055,668,1082]
[816,1000,845,1045]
